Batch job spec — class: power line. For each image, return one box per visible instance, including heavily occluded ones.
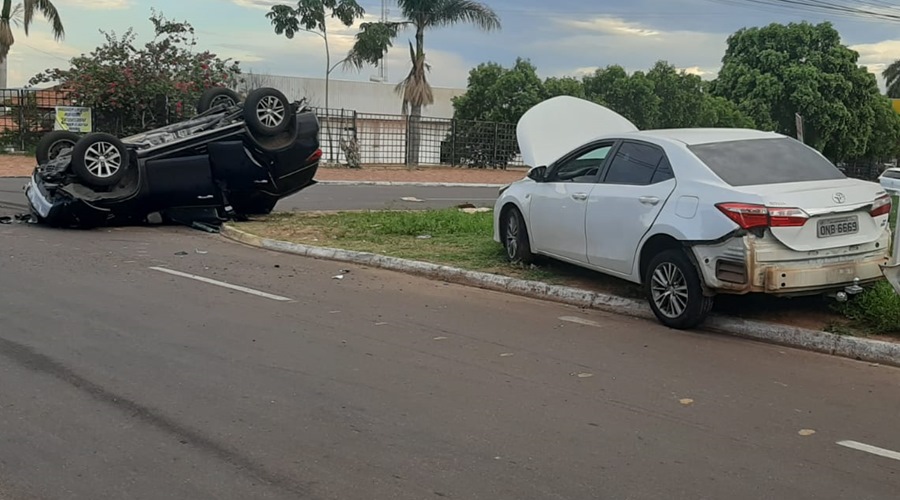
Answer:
[705,0,900,23]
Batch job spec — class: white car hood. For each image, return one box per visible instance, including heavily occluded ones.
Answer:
[516,96,638,168]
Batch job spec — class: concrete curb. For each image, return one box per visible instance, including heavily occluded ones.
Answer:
[315,180,507,188]
[220,224,900,368]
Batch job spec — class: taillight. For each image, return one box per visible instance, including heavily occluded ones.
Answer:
[715,203,809,229]
[871,194,892,217]
[767,207,810,227]
[306,148,323,163]
[716,203,769,229]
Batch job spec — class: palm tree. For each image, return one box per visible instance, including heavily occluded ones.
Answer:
[0,0,65,86]
[884,59,900,98]
[344,0,500,167]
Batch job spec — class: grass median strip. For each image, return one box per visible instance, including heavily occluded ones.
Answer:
[235,208,900,338]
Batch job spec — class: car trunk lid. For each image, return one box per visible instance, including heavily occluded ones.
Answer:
[741,179,890,251]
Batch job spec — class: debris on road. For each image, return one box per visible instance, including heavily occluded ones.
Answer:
[332,274,344,280]
[798,429,816,436]
[416,234,432,239]
[400,196,424,202]
[679,398,695,406]
[174,251,188,256]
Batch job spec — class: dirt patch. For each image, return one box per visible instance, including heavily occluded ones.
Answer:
[0,155,33,178]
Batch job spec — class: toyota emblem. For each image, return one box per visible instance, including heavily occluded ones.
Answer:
[832,192,846,204]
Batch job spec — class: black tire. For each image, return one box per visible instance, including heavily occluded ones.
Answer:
[501,206,534,264]
[36,130,80,164]
[70,133,130,188]
[644,248,713,330]
[197,87,241,113]
[243,87,291,137]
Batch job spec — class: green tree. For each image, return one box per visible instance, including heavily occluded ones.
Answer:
[711,21,891,162]
[343,0,501,167]
[452,58,543,123]
[29,12,242,136]
[542,76,585,99]
[266,1,365,114]
[882,59,900,98]
[583,65,661,129]
[446,58,542,168]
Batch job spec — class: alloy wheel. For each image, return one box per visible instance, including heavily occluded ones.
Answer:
[48,139,75,160]
[650,262,690,318]
[83,141,122,178]
[505,213,519,260]
[256,95,285,128]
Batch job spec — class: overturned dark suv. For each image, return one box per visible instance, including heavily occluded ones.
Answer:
[25,86,321,228]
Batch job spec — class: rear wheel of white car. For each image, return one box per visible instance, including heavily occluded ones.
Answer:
[645,249,713,330]
[70,133,130,188]
[243,88,290,137]
[36,130,80,164]
[502,206,534,264]
[197,87,241,113]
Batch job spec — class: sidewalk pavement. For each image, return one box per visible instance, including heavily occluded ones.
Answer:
[0,154,529,184]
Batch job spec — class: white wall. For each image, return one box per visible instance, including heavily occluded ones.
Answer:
[246,74,466,119]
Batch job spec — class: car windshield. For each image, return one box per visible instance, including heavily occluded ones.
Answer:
[688,137,846,187]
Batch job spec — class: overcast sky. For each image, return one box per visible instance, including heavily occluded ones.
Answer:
[10,0,900,90]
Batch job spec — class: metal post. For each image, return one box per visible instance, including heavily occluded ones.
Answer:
[492,122,499,168]
[450,119,456,167]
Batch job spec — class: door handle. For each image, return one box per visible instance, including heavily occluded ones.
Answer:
[639,196,660,205]
[571,193,588,201]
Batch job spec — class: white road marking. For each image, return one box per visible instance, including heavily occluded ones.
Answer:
[149,266,293,302]
[836,440,900,462]
[559,316,603,328]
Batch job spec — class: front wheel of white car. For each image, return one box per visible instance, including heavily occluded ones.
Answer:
[644,249,713,330]
[502,207,534,264]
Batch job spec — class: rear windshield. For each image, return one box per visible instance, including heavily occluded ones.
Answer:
[882,169,900,179]
[688,138,845,187]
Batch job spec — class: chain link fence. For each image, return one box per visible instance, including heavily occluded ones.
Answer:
[313,107,524,169]
[0,88,75,151]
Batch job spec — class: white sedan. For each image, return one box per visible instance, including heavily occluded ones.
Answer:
[879,167,900,194]
[494,96,892,329]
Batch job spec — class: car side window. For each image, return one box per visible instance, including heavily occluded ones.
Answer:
[650,157,674,184]
[602,142,672,186]
[548,144,614,183]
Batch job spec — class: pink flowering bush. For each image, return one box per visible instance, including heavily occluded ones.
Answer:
[29,11,243,135]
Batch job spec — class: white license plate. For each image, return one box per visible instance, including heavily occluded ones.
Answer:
[817,215,859,238]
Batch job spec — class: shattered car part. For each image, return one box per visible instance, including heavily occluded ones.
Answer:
[24,86,321,229]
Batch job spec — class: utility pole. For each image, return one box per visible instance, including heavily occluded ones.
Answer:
[369,0,388,83]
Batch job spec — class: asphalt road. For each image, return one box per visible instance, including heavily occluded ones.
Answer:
[0,178,500,215]
[2,221,900,499]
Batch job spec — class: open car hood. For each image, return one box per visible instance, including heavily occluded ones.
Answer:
[516,96,638,168]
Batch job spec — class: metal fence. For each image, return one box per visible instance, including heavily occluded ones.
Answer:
[0,88,74,151]
[314,107,524,169]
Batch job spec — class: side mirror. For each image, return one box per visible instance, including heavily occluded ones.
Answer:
[527,165,547,182]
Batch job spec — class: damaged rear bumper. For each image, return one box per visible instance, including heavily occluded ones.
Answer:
[690,230,891,296]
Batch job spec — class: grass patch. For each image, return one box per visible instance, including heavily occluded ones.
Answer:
[834,281,900,335]
[235,208,641,291]
[237,208,900,337]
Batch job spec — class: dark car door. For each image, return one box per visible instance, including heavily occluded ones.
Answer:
[143,154,223,208]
